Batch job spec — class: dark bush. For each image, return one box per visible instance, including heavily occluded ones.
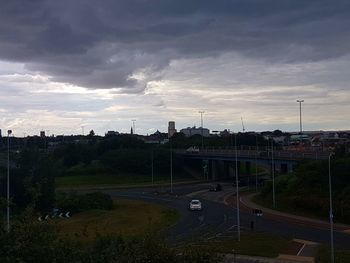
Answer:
[56,192,113,213]
[79,192,114,211]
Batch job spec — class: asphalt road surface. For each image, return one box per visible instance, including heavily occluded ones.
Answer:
[104,182,350,249]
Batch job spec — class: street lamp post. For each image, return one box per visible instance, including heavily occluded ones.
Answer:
[328,152,335,263]
[170,138,173,194]
[255,134,258,192]
[296,100,304,134]
[7,129,12,233]
[151,149,154,186]
[271,137,275,209]
[199,111,204,149]
[234,133,241,241]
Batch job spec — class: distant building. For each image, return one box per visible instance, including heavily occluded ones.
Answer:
[219,129,231,137]
[180,126,210,137]
[144,130,168,144]
[168,121,177,138]
[40,131,46,137]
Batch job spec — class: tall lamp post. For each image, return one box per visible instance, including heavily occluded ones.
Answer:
[151,149,154,186]
[7,129,12,233]
[170,138,173,194]
[296,100,304,134]
[255,134,258,192]
[328,152,335,263]
[199,111,204,149]
[271,137,275,209]
[234,132,241,241]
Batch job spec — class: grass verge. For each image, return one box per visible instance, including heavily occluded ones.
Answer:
[56,173,194,188]
[315,245,350,263]
[58,198,180,241]
[252,193,332,222]
[186,232,290,258]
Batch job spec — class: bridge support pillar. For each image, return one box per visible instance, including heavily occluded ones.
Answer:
[280,163,288,174]
[224,161,230,179]
[210,160,219,181]
[245,161,251,175]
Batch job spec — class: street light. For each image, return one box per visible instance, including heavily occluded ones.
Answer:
[199,111,204,149]
[170,138,173,194]
[255,134,258,192]
[328,152,335,263]
[151,149,154,186]
[271,137,276,209]
[296,100,304,134]
[7,129,12,233]
[234,132,241,241]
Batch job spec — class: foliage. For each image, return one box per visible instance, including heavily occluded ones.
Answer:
[0,210,220,263]
[0,209,84,263]
[315,245,350,263]
[55,191,114,213]
[0,149,57,213]
[169,132,266,148]
[259,157,350,223]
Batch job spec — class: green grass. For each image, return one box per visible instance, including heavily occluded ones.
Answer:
[58,199,180,241]
[55,173,195,188]
[315,245,350,263]
[187,232,290,258]
[252,194,333,222]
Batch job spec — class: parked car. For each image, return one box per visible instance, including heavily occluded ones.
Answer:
[189,199,202,211]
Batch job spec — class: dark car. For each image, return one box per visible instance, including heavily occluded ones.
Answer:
[209,184,222,192]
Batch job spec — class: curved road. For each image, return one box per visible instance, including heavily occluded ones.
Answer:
[104,183,350,249]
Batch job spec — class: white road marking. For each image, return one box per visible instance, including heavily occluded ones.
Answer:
[297,243,306,256]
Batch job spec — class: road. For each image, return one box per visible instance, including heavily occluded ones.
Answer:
[104,182,350,249]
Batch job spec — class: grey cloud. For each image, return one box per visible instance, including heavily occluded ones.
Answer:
[0,0,350,91]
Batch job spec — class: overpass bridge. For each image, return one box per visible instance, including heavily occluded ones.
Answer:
[176,147,330,181]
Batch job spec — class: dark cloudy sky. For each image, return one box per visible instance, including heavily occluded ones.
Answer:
[1,0,349,136]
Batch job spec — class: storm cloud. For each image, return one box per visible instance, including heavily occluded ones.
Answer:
[1,0,350,135]
[1,0,350,91]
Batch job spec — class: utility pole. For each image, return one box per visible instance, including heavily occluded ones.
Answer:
[328,152,335,263]
[296,100,304,134]
[199,111,204,149]
[271,137,275,209]
[170,138,173,194]
[235,133,241,241]
[151,149,154,186]
[7,130,12,233]
[255,134,258,192]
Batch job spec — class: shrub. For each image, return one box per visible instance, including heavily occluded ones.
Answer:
[56,192,113,213]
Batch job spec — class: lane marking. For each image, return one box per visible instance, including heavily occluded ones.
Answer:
[297,243,306,256]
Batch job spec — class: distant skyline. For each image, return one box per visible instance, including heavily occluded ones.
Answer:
[1,0,349,136]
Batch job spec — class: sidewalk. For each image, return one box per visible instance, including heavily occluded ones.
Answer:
[238,193,350,233]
